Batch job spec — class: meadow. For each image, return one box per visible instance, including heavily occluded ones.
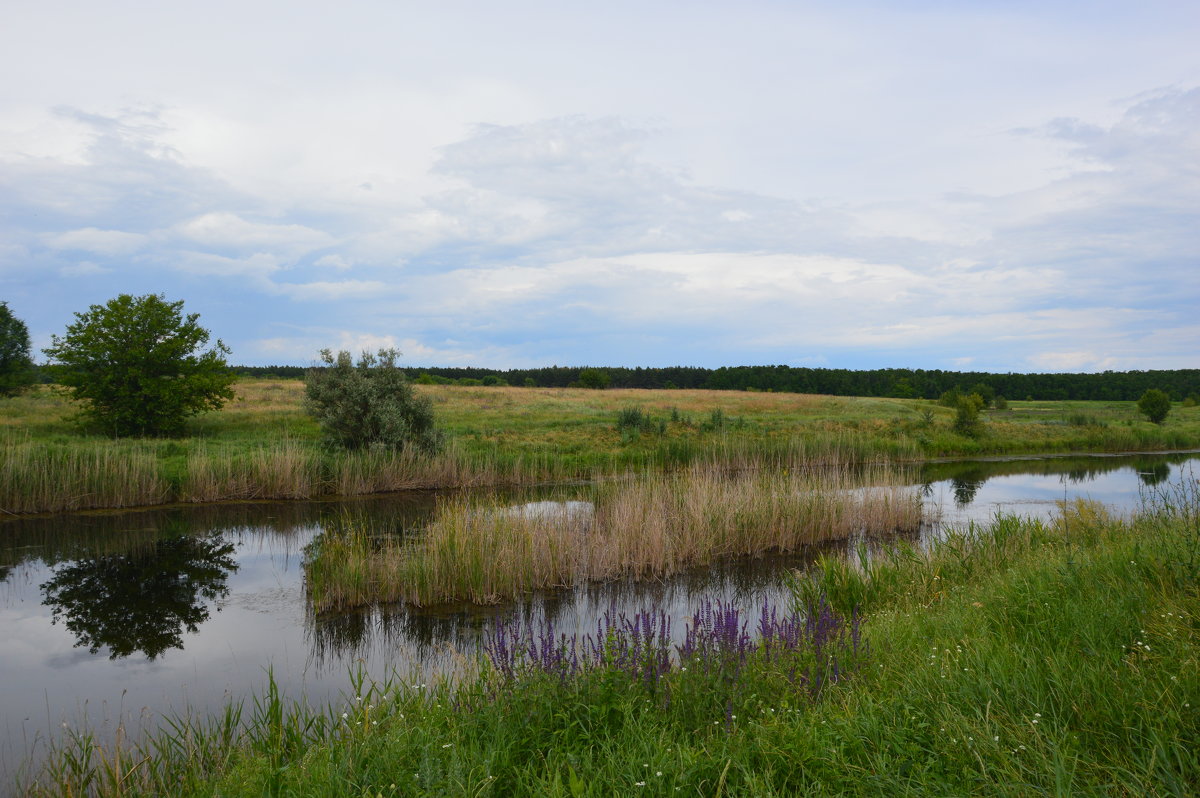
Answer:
[3,379,1198,515]
[23,476,1200,796]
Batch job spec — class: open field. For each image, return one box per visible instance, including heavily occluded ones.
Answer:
[3,380,1199,514]
[23,476,1200,796]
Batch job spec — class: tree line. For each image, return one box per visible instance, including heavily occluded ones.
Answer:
[228,363,1200,402]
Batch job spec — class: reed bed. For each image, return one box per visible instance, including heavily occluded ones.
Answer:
[180,440,320,502]
[305,459,923,610]
[0,435,168,514]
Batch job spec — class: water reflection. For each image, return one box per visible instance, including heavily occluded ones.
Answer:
[1,451,1198,785]
[40,529,238,660]
[918,451,1199,509]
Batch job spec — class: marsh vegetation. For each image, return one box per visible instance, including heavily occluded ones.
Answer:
[4,380,1198,515]
[20,475,1200,797]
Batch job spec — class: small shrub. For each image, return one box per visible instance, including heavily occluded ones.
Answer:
[993,395,1009,411]
[938,388,962,408]
[1137,388,1172,425]
[304,348,442,453]
[952,394,985,437]
[577,368,610,389]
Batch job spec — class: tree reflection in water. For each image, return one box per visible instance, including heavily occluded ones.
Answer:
[40,533,238,660]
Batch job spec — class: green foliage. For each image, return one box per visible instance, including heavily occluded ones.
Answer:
[304,348,442,453]
[523,377,537,387]
[42,294,235,436]
[1138,388,1172,424]
[938,388,962,408]
[577,368,610,389]
[968,382,995,407]
[952,393,985,437]
[993,395,1009,411]
[481,375,507,386]
[0,300,37,397]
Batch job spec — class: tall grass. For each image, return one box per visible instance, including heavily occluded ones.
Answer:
[0,434,168,513]
[306,459,923,610]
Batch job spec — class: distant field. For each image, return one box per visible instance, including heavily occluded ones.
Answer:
[2,379,1198,514]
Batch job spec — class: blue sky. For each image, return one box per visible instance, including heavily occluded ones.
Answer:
[2,1,1198,370]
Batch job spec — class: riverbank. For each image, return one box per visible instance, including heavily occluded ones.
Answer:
[3,380,1198,516]
[22,474,1200,796]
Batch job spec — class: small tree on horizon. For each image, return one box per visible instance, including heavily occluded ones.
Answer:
[42,294,235,436]
[1137,388,1171,425]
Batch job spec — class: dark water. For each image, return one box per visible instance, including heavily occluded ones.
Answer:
[2,451,1197,783]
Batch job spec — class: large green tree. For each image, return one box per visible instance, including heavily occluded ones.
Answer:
[43,294,235,436]
[0,301,37,397]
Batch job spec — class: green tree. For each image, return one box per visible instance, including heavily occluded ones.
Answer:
[304,348,443,453]
[952,393,986,437]
[42,294,235,436]
[0,301,37,396]
[1137,388,1172,425]
[577,368,610,389]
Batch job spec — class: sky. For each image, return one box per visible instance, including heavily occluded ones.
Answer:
[1,1,1198,372]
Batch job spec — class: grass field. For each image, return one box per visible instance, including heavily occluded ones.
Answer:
[23,475,1200,796]
[3,380,1199,514]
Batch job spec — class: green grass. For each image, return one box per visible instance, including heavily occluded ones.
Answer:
[3,380,1199,514]
[23,475,1200,796]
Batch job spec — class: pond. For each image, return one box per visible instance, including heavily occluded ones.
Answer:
[1,450,1197,785]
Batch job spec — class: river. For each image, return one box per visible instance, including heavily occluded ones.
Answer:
[1,450,1196,785]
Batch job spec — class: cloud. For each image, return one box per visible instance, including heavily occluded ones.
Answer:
[174,251,283,280]
[46,227,147,255]
[175,212,336,258]
[272,280,390,301]
[58,261,109,276]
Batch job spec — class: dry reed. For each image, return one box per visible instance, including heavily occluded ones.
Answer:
[306,459,923,610]
[0,435,168,514]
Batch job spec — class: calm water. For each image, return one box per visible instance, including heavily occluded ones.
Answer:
[2,451,1197,783]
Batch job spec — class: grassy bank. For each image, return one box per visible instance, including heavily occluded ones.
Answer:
[305,460,922,609]
[3,380,1199,515]
[23,475,1200,796]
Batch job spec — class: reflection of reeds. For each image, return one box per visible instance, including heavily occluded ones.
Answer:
[306,459,923,610]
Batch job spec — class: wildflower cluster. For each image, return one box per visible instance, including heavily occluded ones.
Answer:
[482,593,866,727]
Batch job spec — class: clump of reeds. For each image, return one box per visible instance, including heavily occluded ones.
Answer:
[180,440,320,502]
[0,434,168,514]
[305,459,923,610]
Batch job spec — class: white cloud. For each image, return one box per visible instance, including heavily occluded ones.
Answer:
[175,212,336,258]
[273,280,390,301]
[315,254,352,271]
[174,251,282,280]
[58,261,109,276]
[47,227,147,255]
